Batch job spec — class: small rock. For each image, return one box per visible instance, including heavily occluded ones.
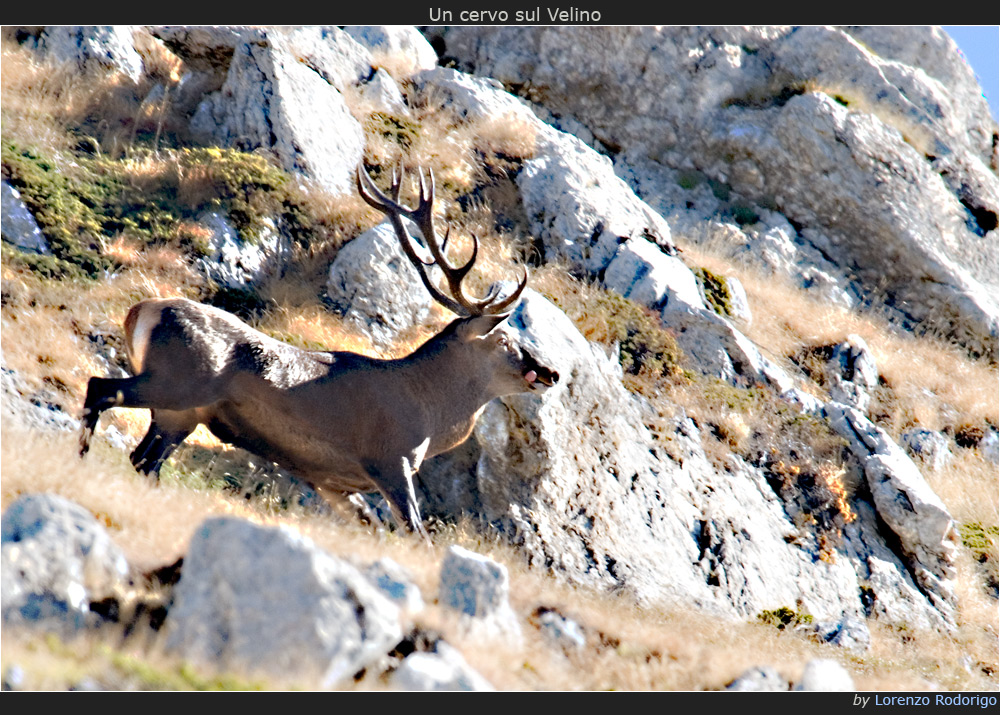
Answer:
[365,558,424,612]
[726,666,788,691]
[811,614,871,651]
[439,545,521,641]
[826,335,878,412]
[794,658,855,691]
[1,181,49,254]
[534,607,586,651]
[390,642,493,691]
[980,429,999,465]
[901,428,954,472]
[2,664,25,691]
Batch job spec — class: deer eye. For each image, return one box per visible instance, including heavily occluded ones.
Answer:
[496,335,510,348]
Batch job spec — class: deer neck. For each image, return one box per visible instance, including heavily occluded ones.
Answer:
[401,334,499,446]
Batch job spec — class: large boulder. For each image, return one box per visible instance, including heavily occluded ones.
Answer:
[419,291,950,628]
[163,517,403,686]
[1,494,130,632]
[326,220,436,350]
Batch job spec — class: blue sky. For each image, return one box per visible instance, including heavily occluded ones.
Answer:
[942,25,999,120]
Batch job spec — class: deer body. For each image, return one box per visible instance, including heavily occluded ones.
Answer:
[80,167,559,537]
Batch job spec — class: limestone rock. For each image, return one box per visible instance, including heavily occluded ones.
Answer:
[197,211,288,290]
[326,220,436,350]
[358,68,409,116]
[365,558,424,613]
[439,546,521,641]
[164,517,402,686]
[824,335,879,412]
[794,658,855,691]
[1,494,130,632]
[726,666,789,691]
[190,30,365,196]
[390,642,493,691]
[345,26,438,77]
[1,181,49,254]
[517,127,676,274]
[825,403,958,625]
[436,26,999,359]
[901,428,954,472]
[38,26,144,82]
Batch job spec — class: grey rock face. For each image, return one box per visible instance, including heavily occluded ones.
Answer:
[416,290,954,629]
[326,220,436,350]
[150,26,266,72]
[164,517,402,686]
[517,128,676,274]
[38,26,144,82]
[1,494,130,631]
[437,26,999,360]
[411,67,537,123]
[190,30,366,196]
[1,181,49,254]
[344,26,438,76]
[426,292,851,618]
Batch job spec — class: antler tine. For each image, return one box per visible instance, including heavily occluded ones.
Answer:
[356,163,529,317]
[356,164,466,315]
[480,266,529,315]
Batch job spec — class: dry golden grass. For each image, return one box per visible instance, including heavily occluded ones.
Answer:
[682,244,999,435]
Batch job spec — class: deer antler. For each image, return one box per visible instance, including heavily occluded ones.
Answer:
[356,164,527,317]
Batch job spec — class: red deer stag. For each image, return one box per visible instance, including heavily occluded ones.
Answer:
[79,165,559,538]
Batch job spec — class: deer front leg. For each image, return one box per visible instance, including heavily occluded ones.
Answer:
[367,443,431,542]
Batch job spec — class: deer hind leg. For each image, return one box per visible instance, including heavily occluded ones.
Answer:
[80,375,142,456]
[79,373,215,457]
[130,408,199,477]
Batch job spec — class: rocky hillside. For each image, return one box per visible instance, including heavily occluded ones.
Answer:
[1,25,997,691]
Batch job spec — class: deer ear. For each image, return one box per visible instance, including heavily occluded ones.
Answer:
[458,313,510,341]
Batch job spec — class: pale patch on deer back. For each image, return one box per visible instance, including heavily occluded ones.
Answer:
[124,301,165,374]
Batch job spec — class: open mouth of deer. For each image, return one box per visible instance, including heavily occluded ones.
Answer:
[522,351,559,392]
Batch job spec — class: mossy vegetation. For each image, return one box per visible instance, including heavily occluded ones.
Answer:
[694,266,734,318]
[535,270,684,381]
[756,606,814,630]
[2,141,317,280]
